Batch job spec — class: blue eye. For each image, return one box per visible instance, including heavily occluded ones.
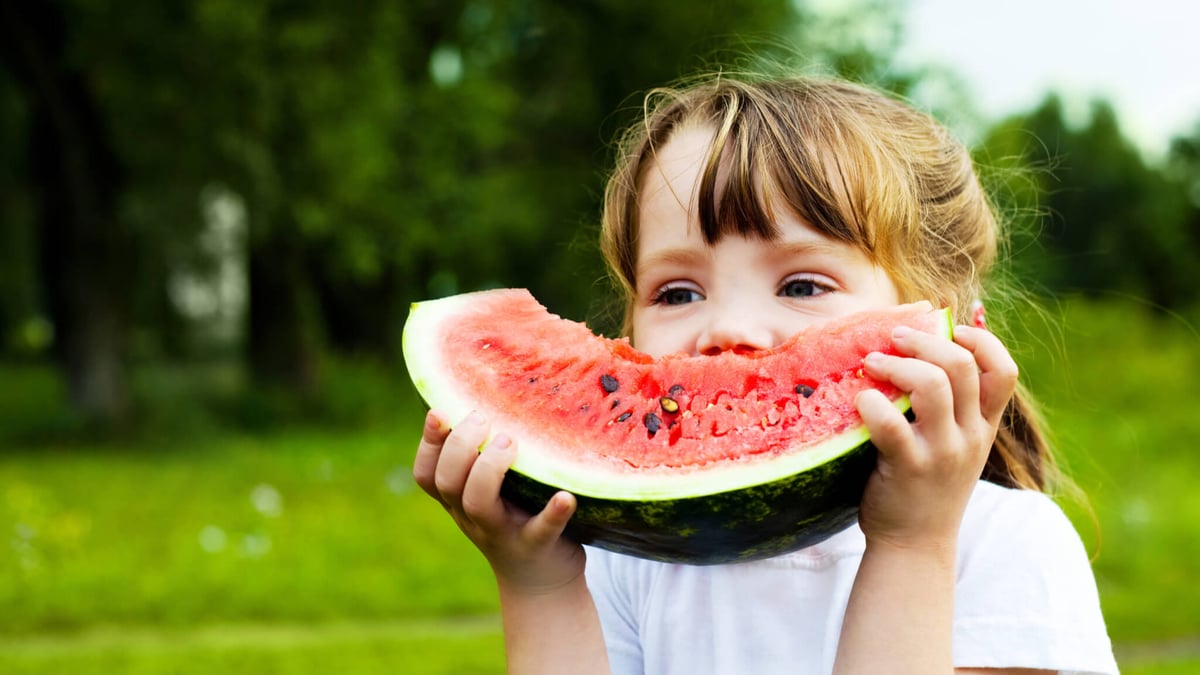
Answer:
[654,286,703,305]
[779,278,829,298]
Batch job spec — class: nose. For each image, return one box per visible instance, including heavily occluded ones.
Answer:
[695,303,777,355]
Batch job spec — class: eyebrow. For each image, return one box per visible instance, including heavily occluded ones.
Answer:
[767,239,848,261]
[635,247,707,280]
[634,236,855,281]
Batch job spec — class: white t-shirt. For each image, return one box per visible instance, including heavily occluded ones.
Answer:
[585,480,1119,675]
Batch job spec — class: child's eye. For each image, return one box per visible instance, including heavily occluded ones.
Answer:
[652,285,704,305]
[778,276,831,298]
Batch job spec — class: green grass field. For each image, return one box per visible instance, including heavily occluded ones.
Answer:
[0,298,1197,672]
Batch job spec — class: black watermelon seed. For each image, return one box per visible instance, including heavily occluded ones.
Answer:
[643,412,662,435]
[600,374,619,394]
[795,384,816,398]
[579,403,589,413]
[659,397,679,414]
[616,412,632,422]
[610,399,621,410]
[668,384,685,397]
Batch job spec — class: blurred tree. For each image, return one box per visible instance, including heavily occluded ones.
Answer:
[980,95,1200,310]
[0,71,38,354]
[0,1,136,421]
[1165,120,1200,305]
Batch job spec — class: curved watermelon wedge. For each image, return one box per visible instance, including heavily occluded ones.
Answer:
[403,289,952,564]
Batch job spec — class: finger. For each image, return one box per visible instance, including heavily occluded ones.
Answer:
[862,350,955,434]
[521,491,577,549]
[855,387,919,464]
[890,325,981,426]
[413,409,451,502]
[434,411,489,509]
[460,434,518,527]
[951,325,1020,426]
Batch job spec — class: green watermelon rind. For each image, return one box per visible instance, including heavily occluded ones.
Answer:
[500,433,881,564]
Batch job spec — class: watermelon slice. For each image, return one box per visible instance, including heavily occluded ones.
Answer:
[403,289,952,564]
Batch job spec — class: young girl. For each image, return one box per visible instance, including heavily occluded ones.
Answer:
[413,75,1118,674]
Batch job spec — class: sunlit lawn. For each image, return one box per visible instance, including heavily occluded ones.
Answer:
[0,297,1197,673]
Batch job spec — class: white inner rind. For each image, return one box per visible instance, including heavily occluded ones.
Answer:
[404,291,942,501]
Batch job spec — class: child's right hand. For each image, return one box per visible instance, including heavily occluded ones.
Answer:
[412,409,587,594]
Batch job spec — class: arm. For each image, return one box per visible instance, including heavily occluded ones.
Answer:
[834,325,1024,675]
[413,410,611,675]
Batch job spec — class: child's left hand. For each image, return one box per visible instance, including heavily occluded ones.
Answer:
[854,324,1019,550]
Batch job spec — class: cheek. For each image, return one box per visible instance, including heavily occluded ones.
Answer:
[629,311,683,358]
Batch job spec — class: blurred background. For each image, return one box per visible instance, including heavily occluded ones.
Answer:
[1,0,1198,673]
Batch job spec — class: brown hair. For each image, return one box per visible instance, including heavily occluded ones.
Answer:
[600,74,1056,492]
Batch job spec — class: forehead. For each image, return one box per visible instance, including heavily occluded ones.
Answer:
[635,127,855,274]
[635,127,713,262]
[638,125,715,220]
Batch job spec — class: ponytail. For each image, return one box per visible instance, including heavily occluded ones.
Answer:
[982,383,1059,492]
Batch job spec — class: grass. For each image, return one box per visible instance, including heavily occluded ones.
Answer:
[0,297,1198,672]
[0,424,499,631]
[1011,299,1200,643]
[0,626,505,674]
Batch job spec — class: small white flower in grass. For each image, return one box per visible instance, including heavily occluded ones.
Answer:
[240,533,272,559]
[251,483,283,518]
[11,524,40,572]
[387,466,414,495]
[1122,497,1152,529]
[315,458,334,481]
[199,525,228,553]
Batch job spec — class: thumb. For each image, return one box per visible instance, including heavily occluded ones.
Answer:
[521,491,577,548]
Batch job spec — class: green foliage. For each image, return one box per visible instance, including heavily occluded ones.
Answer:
[0,76,38,352]
[979,95,1200,309]
[1015,299,1200,642]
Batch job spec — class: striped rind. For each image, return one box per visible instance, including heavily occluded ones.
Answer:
[501,437,879,564]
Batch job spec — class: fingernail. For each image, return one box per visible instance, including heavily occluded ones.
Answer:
[466,411,485,426]
[892,325,912,339]
[492,433,512,449]
[864,352,883,366]
[426,410,443,429]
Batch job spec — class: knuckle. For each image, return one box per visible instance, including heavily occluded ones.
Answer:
[434,472,463,500]
[906,450,937,475]
[920,369,953,399]
[460,492,487,518]
[946,349,976,376]
[1001,360,1020,382]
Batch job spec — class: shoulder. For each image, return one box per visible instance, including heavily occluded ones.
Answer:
[957,480,1098,586]
[953,481,1118,674]
[959,480,1092,563]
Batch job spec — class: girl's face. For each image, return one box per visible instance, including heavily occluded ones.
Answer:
[631,126,901,358]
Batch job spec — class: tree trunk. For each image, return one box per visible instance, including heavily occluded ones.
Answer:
[247,224,321,393]
[314,260,402,361]
[1,1,134,423]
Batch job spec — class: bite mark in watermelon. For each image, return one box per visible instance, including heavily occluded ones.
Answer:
[403,289,953,564]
